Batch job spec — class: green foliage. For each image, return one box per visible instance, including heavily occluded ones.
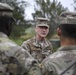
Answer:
[33,0,68,39]
[0,0,32,39]
[10,24,31,38]
[25,27,35,34]
[0,0,28,25]
[10,26,35,45]
[11,25,22,37]
[10,37,24,45]
[20,27,35,40]
[73,0,76,11]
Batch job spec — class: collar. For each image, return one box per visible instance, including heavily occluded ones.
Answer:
[58,45,76,51]
[32,36,49,47]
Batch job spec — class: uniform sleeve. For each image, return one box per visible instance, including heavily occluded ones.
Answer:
[41,57,57,75]
[12,46,42,75]
[40,63,54,75]
[26,62,42,75]
[21,41,31,53]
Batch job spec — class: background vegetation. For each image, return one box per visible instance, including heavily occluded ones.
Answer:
[0,0,76,48]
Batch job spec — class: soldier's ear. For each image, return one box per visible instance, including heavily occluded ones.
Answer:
[57,27,61,36]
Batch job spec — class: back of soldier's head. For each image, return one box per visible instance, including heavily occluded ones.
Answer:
[0,3,14,36]
[0,2,14,25]
[59,12,76,38]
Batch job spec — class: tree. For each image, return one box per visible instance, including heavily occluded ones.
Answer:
[73,0,76,11]
[0,0,30,38]
[0,0,27,25]
[32,0,68,38]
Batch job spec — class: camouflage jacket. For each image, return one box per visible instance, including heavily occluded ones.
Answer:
[42,45,76,75]
[0,32,42,75]
[22,37,53,63]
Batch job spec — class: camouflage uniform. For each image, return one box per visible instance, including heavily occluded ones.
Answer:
[41,12,76,75]
[42,46,76,75]
[22,17,53,63]
[0,3,42,75]
[22,37,53,63]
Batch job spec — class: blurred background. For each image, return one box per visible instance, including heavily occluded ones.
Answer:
[1,0,75,51]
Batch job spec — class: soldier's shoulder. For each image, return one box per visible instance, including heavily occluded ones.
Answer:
[23,37,35,44]
[43,49,63,62]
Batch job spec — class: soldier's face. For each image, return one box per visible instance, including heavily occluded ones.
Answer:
[35,26,49,38]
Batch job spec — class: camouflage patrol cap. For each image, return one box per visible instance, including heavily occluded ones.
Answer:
[36,17,49,28]
[0,2,13,17]
[59,12,76,25]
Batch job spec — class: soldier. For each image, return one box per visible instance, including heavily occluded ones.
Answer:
[22,17,53,63]
[41,12,76,75]
[0,2,42,75]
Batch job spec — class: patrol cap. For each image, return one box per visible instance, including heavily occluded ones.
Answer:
[36,17,49,28]
[0,2,13,17]
[59,12,76,25]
